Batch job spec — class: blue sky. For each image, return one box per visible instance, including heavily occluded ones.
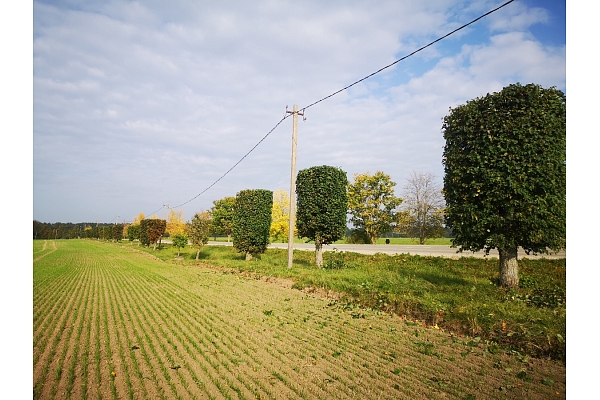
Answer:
[29,0,566,224]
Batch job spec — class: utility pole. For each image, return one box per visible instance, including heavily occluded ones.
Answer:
[286,105,304,268]
[163,204,169,220]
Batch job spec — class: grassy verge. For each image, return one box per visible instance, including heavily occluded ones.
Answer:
[130,242,566,362]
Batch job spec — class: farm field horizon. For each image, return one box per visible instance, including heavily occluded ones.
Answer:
[33,240,566,399]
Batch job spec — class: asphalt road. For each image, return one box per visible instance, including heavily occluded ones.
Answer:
[207,241,566,259]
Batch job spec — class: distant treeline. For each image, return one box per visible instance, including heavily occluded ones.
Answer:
[33,220,453,241]
[33,220,119,240]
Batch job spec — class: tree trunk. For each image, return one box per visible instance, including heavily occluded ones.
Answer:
[196,248,200,260]
[498,247,519,288]
[315,240,323,268]
[246,252,253,261]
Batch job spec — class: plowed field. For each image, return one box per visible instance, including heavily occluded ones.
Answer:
[33,240,565,399]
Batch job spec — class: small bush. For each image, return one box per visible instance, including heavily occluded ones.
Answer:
[346,229,370,244]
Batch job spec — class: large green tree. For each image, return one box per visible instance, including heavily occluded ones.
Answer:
[126,223,140,245]
[233,189,273,261]
[211,196,236,241]
[296,166,348,267]
[111,224,124,242]
[442,83,566,288]
[347,171,402,244]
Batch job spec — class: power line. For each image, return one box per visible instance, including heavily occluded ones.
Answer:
[300,0,515,112]
[149,0,514,216]
[170,115,290,210]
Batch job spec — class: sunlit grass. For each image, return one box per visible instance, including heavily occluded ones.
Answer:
[140,242,565,361]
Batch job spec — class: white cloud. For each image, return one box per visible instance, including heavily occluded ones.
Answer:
[489,3,549,32]
[32,0,565,222]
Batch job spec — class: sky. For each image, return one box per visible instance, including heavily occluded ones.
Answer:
[30,0,566,225]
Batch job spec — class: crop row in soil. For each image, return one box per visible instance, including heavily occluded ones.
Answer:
[33,240,566,399]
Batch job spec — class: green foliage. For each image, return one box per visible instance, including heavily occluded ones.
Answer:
[139,220,149,246]
[346,229,370,244]
[126,224,140,242]
[296,165,348,245]
[33,220,97,239]
[503,286,565,309]
[188,211,211,258]
[111,224,123,242]
[323,248,356,269]
[171,233,188,256]
[211,197,236,238]
[347,171,402,244]
[131,242,566,361]
[232,189,273,258]
[442,83,566,255]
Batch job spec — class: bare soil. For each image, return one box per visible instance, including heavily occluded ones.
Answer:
[33,241,566,399]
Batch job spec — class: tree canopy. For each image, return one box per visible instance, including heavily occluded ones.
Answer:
[233,189,273,260]
[171,233,188,257]
[111,224,124,242]
[347,171,402,244]
[211,196,236,241]
[296,166,348,267]
[188,211,211,260]
[442,82,566,288]
[140,219,167,250]
[126,223,140,244]
[166,209,187,237]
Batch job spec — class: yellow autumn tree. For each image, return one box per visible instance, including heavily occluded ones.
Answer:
[270,189,297,243]
[132,212,145,225]
[166,209,187,237]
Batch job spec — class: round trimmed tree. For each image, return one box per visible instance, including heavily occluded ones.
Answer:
[140,219,167,250]
[442,83,566,288]
[296,165,348,267]
[233,189,273,260]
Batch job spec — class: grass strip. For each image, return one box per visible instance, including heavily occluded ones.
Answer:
[135,243,566,362]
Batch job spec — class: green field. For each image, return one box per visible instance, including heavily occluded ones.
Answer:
[34,240,566,399]
[138,240,566,361]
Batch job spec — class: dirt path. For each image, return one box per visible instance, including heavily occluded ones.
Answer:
[33,240,58,263]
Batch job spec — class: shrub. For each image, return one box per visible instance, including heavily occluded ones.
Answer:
[233,189,273,260]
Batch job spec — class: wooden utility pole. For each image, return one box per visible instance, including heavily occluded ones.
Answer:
[286,105,304,268]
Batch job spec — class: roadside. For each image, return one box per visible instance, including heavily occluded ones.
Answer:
[206,241,566,259]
